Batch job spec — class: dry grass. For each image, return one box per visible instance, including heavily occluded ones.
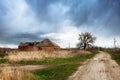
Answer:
[6,50,90,62]
[0,67,35,80]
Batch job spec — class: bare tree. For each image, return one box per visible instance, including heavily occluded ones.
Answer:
[77,32,96,50]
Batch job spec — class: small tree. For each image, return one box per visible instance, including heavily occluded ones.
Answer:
[77,32,96,50]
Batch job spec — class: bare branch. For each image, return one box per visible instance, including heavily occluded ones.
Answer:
[77,32,96,50]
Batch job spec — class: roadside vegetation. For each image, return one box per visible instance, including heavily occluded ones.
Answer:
[33,64,80,80]
[106,50,120,65]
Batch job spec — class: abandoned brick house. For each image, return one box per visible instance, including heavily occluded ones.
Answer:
[18,39,60,51]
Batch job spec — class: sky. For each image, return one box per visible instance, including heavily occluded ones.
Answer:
[0,0,120,48]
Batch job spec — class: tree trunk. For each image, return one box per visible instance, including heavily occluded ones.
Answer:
[84,44,86,50]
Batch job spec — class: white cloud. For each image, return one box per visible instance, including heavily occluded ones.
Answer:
[95,37,113,47]
[2,0,41,34]
[2,0,70,34]
[0,44,17,48]
[40,26,80,48]
[95,36,120,48]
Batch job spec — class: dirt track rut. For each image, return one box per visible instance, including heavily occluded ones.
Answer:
[68,51,120,80]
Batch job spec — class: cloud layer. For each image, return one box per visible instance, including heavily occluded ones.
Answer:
[0,0,120,48]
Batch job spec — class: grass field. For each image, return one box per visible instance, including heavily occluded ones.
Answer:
[33,64,80,80]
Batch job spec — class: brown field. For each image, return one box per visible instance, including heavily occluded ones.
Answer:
[0,67,35,80]
[6,50,90,62]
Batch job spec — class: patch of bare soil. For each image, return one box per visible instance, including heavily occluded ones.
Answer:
[0,61,81,72]
[0,65,53,71]
[68,51,120,80]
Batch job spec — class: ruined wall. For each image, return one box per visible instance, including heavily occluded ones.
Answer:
[18,45,60,51]
[40,46,60,51]
[18,46,29,51]
[29,46,39,51]
[18,46,39,51]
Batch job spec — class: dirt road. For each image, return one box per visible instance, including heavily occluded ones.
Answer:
[68,51,120,80]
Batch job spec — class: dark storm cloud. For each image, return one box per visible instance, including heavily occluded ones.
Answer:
[66,0,120,35]
[13,33,40,40]
[0,0,120,47]
[26,0,120,35]
[0,33,44,45]
[26,0,60,23]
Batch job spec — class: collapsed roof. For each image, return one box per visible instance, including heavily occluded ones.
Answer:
[19,39,60,47]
